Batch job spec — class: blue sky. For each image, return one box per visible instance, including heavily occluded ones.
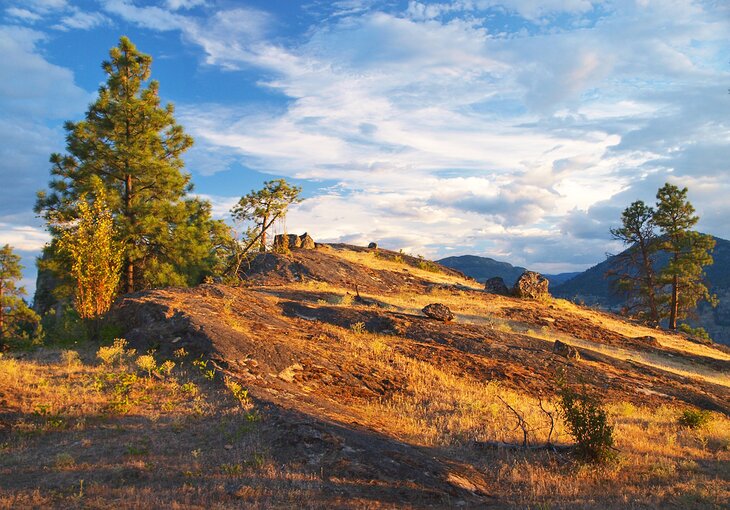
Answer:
[1,0,729,293]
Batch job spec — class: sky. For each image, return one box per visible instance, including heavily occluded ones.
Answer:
[1,0,729,294]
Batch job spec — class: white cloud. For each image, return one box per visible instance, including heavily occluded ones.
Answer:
[53,10,111,31]
[166,0,206,10]
[102,0,187,31]
[0,223,50,251]
[153,1,730,270]
[5,7,42,22]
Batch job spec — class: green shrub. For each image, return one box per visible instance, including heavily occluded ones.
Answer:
[558,384,616,463]
[678,324,713,343]
[416,255,440,273]
[678,409,713,429]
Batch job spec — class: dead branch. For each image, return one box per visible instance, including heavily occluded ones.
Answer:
[538,397,555,446]
[497,395,529,447]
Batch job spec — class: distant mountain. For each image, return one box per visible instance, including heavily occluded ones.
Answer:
[543,272,581,286]
[437,255,527,285]
[553,236,730,345]
[438,255,580,288]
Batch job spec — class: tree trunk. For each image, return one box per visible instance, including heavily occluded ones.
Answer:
[639,243,659,325]
[669,274,679,329]
[259,212,269,252]
[124,173,134,293]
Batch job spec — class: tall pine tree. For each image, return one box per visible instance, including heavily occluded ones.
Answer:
[36,37,230,294]
[653,183,716,329]
[609,200,661,325]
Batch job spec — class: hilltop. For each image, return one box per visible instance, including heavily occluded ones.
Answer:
[1,244,729,508]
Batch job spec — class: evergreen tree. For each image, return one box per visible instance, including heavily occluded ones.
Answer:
[231,179,303,253]
[609,201,661,325]
[653,183,716,329]
[35,37,229,294]
[0,245,40,349]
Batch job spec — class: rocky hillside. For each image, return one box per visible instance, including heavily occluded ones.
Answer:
[553,236,730,345]
[3,243,729,508]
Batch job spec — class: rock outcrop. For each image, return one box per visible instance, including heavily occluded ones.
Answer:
[512,271,550,300]
[273,233,316,251]
[422,303,455,322]
[484,277,510,296]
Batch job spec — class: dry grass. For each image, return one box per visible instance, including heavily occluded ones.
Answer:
[0,347,327,509]
[550,298,730,362]
[324,245,480,289]
[281,273,730,389]
[331,326,730,508]
[3,247,729,508]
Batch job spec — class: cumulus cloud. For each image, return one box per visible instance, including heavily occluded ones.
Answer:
[3,0,730,283]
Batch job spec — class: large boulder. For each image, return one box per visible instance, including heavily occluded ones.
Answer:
[484,277,510,296]
[368,242,378,249]
[512,271,550,300]
[553,340,580,360]
[422,303,455,322]
[299,232,316,250]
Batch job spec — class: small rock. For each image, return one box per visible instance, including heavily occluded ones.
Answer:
[484,277,510,296]
[368,242,378,249]
[278,363,304,382]
[224,444,233,450]
[553,340,580,360]
[633,335,660,347]
[422,303,455,322]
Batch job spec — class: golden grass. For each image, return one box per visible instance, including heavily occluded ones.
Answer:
[332,326,730,508]
[523,328,730,388]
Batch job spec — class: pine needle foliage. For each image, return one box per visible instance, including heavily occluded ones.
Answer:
[35,36,231,294]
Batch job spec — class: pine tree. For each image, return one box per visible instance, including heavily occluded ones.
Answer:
[231,179,303,253]
[56,182,123,320]
[0,245,40,349]
[35,37,229,294]
[609,201,661,325]
[653,183,716,329]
